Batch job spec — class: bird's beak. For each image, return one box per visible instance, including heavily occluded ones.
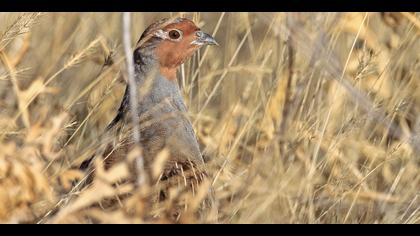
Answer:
[192,31,219,46]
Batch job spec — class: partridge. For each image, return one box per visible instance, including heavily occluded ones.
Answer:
[81,17,218,217]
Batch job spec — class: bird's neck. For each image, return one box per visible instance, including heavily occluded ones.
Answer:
[131,49,186,114]
[107,49,186,130]
[134,46,178,80]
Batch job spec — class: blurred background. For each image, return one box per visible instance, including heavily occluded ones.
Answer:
[0,12,419,223]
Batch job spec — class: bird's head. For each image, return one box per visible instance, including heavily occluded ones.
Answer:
[135,17,218,80]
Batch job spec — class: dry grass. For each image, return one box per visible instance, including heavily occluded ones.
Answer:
[0,12,419,224]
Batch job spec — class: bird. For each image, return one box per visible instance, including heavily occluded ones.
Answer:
[80,17,218,220]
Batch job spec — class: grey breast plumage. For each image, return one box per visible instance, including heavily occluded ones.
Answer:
[106,48,205,180]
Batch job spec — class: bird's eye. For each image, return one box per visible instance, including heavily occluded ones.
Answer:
[168,29,181,40]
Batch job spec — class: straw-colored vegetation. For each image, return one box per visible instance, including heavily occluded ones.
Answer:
[0,12,419,223]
